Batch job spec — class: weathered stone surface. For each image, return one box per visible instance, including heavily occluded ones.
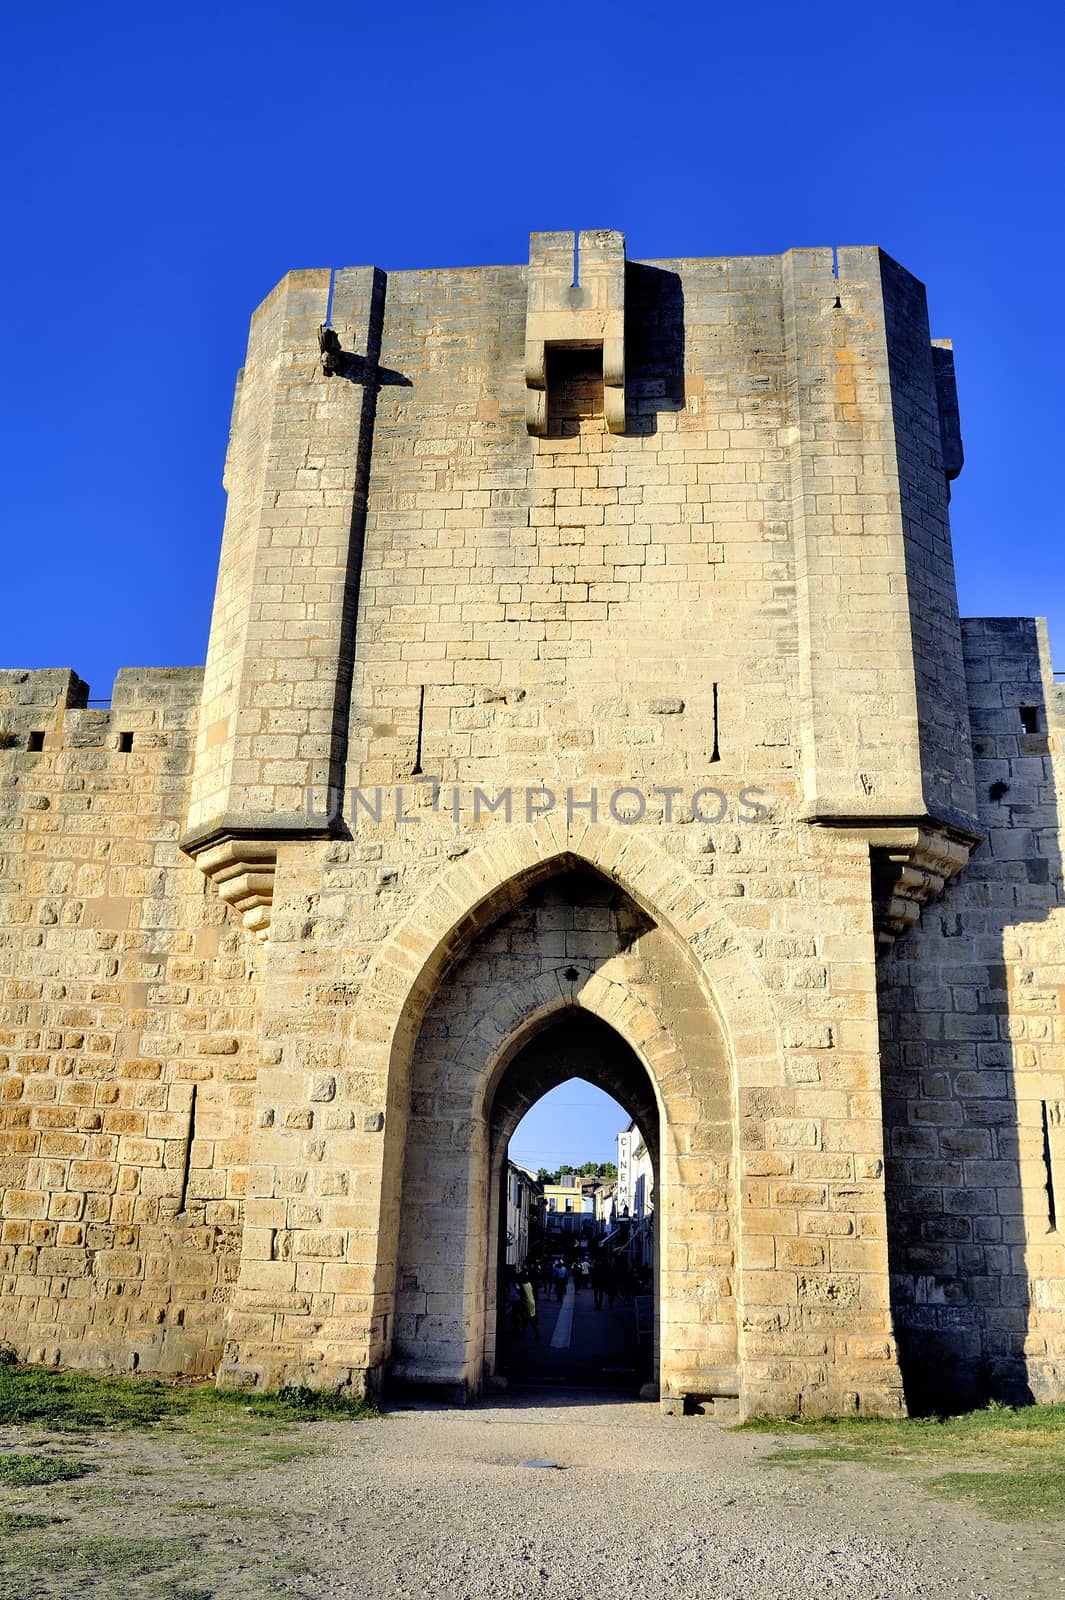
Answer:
[1,233,1061,1419]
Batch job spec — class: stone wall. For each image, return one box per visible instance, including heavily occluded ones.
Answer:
[0,667,262,1374]
[880,618,1065,1409]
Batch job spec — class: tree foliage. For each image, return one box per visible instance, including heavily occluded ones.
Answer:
[534,1162,617,1184]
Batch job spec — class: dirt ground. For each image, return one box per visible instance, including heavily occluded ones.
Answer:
[2,1392,1063,1600]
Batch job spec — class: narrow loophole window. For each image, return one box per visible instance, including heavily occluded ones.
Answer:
[178,1085,198,1214]
[1020,706,1042,734]
[411,686,425,776]
[118,732,134,753]
[1042,1100,1057,1232]
[27,731,44,752]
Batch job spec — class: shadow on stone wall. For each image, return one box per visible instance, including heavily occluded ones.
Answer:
[882,619,1063,1413]
[625,264,686,436]
[331,266,391,817]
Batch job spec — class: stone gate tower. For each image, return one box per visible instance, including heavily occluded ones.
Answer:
[2,233,1063,1417]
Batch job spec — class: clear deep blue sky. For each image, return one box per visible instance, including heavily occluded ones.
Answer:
[2,1,1062,699]
[510,1082,626,1174]
[3,4,1062,1167]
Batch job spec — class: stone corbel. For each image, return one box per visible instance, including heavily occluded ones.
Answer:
[866,825,976,944]
[524,336,549,437]
[181,812,338,942]
[602,330,626,435]
[811,820,980,945]
[525,229,626,436]
[188,836,277,941]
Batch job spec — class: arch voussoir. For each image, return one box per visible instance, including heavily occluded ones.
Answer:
[356,824,784,1125]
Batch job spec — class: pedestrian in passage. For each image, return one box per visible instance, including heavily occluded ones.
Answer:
[519,1265,538,1340]
[590,1251,609,1312]
[506,1268,526,1336]
[553,1259,568,1304]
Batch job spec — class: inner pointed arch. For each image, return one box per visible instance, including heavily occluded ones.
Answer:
[490,1013,659,1166]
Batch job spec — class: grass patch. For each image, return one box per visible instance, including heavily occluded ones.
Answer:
[742,1401,1065,1521]
[0,1364,376,1433]
[193,1382,378,1423]
[0,1367,187,1431]
[0,1526,219,1600]
[0,1531,196,1579]
[173,1385,376,1472]
[0,1451,95,1488]
[0,1509,63,1533]
[929,1465,1065,1520]
[0,1364,376,1596]
[175,1426,327,1475]
[168,1498,269,1520]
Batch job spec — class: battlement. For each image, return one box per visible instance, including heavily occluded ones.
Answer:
[0,667,204,752]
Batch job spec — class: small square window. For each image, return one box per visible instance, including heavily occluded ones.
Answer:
[27,731,44,752]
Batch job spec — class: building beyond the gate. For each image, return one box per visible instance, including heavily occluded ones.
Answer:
[2,232,1063,1418]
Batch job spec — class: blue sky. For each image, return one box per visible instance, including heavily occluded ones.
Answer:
[2,1,1062,702]
[3,3,1062,1170]
[509,1082,626,1174]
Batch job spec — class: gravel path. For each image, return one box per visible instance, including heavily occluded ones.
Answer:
[4,1391,1063,1599]
[263,1394,1062,1600]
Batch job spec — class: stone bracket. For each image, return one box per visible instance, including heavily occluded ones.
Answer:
[868,826,976,944]
[812,820,981,945]
[187,836,278,942]
[525,229,626,436]
[180,816,336,941]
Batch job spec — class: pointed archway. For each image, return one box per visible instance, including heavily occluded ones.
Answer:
[385,863,737,1404]
[487,1015,659,1394]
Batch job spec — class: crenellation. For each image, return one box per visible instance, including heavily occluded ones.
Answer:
[0,656,259,1375]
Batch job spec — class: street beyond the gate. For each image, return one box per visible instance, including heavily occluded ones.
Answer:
[498,1278,652,1391]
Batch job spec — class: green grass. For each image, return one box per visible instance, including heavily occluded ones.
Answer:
[0,1532,206,1600]
[929,1465,1065,1519]
[0,1364,377,1432]
[0,1529,306,1599]
[0,1509,63,1534]
[743,1401,1065,1520]
[0,1368,188,1430]
[0,1531,196,1579]
[0,1452,95,1488]
[0,1364,376,1596]
[0,1365,377,1487]
[167,1497,272,1520]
